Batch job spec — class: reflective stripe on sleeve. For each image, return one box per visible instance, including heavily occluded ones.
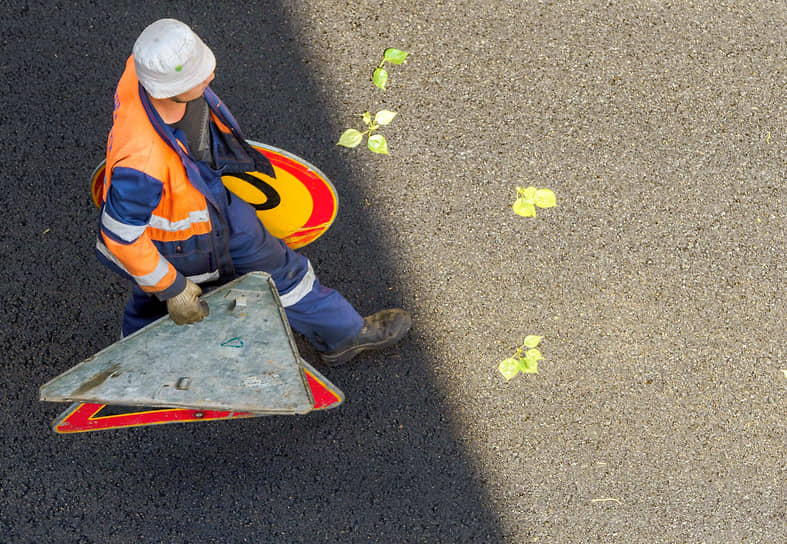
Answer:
[278,261,315,308]
[149,208,210,232]
[134,255,171,287]
[187,270,220,284]
[96,238,170,288]
[101,208,147,242]
[96,237,131,274]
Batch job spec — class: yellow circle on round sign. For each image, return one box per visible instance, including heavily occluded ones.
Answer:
[222,168,313,240]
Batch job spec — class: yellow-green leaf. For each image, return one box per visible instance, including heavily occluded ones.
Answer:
[337,129,363,148]
[498,357,520,380]
[367,134,389,154]
[362,111,372,125]
[525,348,543,361]
[534,188,556,208]
[523,335,542,348]
[384,48,409,64]
[518,356,539,374]
[513,199,536,217]
[522,186,537,201]
[373,67,388,89]
[374,110,397,126]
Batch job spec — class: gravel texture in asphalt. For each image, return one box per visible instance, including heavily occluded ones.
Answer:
[1,1,784,543]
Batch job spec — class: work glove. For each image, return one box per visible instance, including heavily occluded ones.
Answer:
[166,279,209,325]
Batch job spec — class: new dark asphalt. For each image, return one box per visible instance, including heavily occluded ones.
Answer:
[1,1,784,543]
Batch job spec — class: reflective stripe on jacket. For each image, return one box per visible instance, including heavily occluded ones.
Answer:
[96,56,273,300]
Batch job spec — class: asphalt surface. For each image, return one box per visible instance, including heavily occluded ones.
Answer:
[1,1,784,543]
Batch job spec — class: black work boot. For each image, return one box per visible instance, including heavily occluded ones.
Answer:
[319,309,412,366]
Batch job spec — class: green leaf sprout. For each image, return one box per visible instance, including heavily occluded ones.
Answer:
[373,48,410,90]
[337,110,397,154]
[513,186,557,217]
[498,336,546,380]
[338,48,410,154]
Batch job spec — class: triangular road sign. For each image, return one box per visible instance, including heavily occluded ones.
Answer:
[40,272,344,433]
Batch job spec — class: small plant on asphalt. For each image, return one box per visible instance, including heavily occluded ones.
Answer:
[498,335,544,380]
[337,48,410,154]
[337,110,397,154]
[513,186,556,217]
[373,48,410,90]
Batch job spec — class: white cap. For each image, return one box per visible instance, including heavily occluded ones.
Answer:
[132,19,216,99]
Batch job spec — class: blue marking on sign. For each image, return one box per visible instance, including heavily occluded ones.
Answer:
[221,337,244,348]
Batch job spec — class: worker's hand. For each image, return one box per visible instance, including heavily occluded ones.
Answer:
[166,279,209,325]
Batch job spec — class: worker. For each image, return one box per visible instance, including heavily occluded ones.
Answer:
[96,18,411,366]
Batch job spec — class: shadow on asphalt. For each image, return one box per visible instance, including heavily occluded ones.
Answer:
[0,2,504,542]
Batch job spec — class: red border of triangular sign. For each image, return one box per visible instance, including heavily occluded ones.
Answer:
[53,369,342,433]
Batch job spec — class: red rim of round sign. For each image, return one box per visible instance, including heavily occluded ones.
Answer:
[247,141,338,249]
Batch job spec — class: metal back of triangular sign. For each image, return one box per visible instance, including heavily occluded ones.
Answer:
[40,272,343,418]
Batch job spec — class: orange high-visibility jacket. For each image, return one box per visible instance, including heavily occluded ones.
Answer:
[96,56,273,300]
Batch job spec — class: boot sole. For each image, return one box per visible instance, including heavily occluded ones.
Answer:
[320,329,409,367]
